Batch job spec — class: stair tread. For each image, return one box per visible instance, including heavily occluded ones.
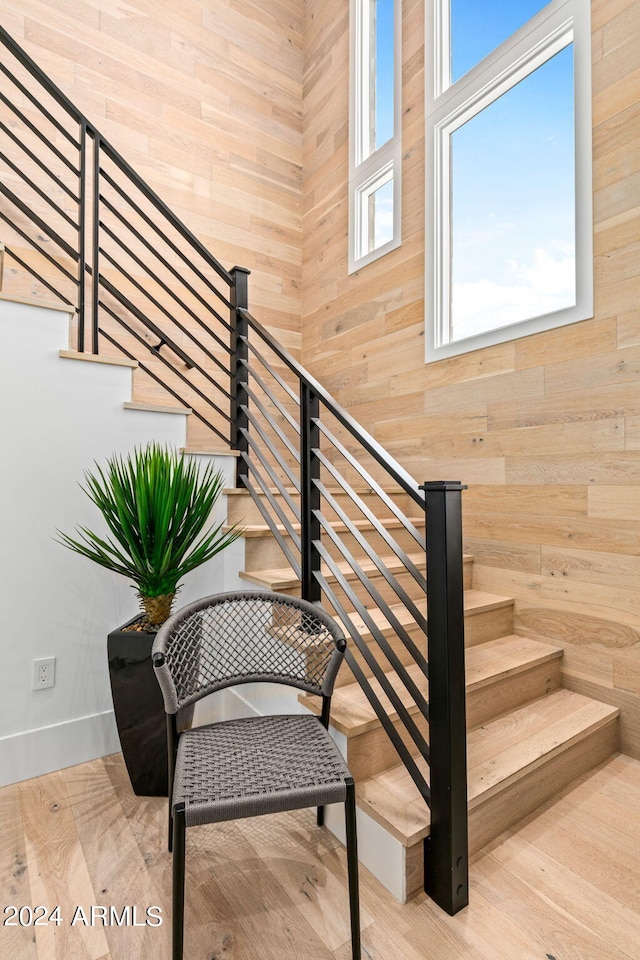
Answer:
[302,634,563,736]
[123,400,192,415]
[357,689,619,846]
[240,551,473,591]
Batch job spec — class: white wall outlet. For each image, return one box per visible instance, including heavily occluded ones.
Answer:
[32,657,55,690]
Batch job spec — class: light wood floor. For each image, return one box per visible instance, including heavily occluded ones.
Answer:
[2,751,639,960]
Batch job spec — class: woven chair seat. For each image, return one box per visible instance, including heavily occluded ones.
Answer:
[173,713,351,827]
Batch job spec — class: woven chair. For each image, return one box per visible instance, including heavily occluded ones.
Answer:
[152,590,361,960]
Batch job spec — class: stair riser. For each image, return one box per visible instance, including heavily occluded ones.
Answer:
[242,525,426,572]
[347,714,429,782]
[305,603,511,692]
[467,658,562,730]
[344,657,563,780]
[225,491,419,526]
[465,605,513,646]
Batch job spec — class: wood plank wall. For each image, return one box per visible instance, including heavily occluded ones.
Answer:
[0,0,304,448]
[3,0,640,752]
[301,0,640,757]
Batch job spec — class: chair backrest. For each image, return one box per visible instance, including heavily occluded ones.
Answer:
[152,590,347,715]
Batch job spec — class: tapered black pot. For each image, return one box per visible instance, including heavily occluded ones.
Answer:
[107,615,168,797]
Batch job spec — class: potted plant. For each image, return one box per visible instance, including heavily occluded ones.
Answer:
[57,442,242,796]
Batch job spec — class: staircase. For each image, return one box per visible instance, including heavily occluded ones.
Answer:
[0,24,621,917]
[224,486,619,902]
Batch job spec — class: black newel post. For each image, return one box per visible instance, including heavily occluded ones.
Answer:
[421,480,469,915]
[91,130,101,355]
[230,266,250,487]
[78,120,87,352]
[300,382,322,603]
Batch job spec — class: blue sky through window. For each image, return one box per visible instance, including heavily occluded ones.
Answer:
[450,0,551,82]
[374,0,394,150]
[450,43,576,340]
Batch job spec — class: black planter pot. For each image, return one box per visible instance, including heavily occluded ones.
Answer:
[107,615,168,797]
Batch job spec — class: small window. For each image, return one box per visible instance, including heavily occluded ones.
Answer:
[426,0,592,361]
[349,0,402,272]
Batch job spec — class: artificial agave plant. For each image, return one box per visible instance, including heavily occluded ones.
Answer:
[57,442,242,626]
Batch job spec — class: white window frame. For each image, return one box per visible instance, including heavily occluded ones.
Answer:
[349,0,402,273]
[425,0,593,362]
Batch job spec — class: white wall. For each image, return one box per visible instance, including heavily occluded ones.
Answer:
[0,295,240,786]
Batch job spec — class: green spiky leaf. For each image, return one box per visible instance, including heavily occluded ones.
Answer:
[56,443,243,613]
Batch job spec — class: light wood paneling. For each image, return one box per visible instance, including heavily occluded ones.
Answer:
[0,0,303,449]
[301,0,640,753]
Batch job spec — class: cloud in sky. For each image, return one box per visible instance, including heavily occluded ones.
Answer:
[451,246,576,341]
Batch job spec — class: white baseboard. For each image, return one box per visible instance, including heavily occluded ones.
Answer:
[0,710,121,787]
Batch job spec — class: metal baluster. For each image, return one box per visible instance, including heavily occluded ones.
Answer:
[421,480,469,915]
[300,383,321,603]
[230,266,250,486]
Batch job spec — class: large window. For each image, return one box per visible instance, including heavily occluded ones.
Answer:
[349,0,402,272]
[425,0,592,361]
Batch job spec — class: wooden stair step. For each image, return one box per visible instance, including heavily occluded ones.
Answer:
[272,589,512,692]
[239,551,472,592]
[332,590,512,649]
[123,400,192,415]
[227,516,425,537]
[302,634,563,739]
[357,689,619,851]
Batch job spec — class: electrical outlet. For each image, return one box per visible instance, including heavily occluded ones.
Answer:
[32,657,55,690]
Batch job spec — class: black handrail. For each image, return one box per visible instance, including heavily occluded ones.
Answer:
[0,24,468,918]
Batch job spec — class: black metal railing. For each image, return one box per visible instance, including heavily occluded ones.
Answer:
[0,24,468,915]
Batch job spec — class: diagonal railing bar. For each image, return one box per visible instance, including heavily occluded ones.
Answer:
[99,190,231,330]
[99,168,232,312]
[98,301,232,426]
[241,407,301,491]
[316,571,432,796]
[315,418,426,550]
[0,119,80,203]
[0,209,78,286]
[242,381,301,467]
[237,469,303,579]
[316,515,431,686]
[97,328,230,445]
[98,277,198,371]
[98,225,232,360]
[0,90,80,176]
[238,425,302,530]
[242,309,423,505]
[0,150,78,230]
[242,335,300,405]
[98,245,232,379]
[0,26,84,121]
[315,457,427,590]
[2,243,74,305]
[0,183,78,261]
[315,480,430,635]
[314,557,432,763]
[0,62,80,147]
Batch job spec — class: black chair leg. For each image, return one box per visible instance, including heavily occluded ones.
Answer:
[168,801,174,852]
[172,804,186,960]
[317,804,325,826]
[344,778,361,960]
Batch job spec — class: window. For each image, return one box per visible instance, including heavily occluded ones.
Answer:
[349,0,402,272]
[425,0,592,361]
